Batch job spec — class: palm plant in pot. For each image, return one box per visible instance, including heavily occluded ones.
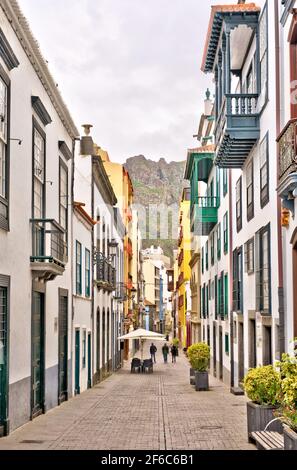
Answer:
[187,343,210,391]
[277,352,297,450]
[243,365,282,442]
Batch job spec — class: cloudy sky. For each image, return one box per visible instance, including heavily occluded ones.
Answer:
[18,0,223,163]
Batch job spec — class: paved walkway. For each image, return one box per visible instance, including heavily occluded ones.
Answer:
[0,344,255,450]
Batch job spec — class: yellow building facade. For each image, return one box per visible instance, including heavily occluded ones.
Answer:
[177,188,191,348]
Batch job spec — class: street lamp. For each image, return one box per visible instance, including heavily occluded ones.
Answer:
[108,239,118,264]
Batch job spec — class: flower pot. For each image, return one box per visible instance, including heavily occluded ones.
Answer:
[246,402,283,442]
[190,368,195,385]
[283,425,297,450]
[194,371,209,391]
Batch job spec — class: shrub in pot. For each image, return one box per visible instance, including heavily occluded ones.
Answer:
[187,343,210,391]
[277,353,297,450]
[243,365,282,441]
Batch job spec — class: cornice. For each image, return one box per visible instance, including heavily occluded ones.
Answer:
[0,0,79,139]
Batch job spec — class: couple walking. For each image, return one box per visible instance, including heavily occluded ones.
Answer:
[150,342,178,364]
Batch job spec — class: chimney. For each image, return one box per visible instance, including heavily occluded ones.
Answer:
[204,89,212,117]
[80,124,95,155]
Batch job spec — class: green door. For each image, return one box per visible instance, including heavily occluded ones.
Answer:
[58,295,68,403]
[75,330,80,395]
[87,333,91,389]
[32,292,44,417]
[0,287,8,436]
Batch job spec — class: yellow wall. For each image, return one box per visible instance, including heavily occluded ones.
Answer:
[177,194,191,348]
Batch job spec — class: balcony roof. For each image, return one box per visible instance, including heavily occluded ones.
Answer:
[184,144,215,180]
[201,3,261,73]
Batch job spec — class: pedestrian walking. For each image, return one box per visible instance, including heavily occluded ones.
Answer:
[162,343,169,363]
[150,343,157,363]
[171,344,178,363]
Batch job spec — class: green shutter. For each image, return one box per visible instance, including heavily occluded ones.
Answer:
[225,334,229,355]
[224,274,228,318]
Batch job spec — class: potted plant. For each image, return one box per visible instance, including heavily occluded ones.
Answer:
[243,365,282,441]
[277,352,297,450]
[187,343,210,391]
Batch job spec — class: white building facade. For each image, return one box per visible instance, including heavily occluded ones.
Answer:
[0,0,78,435]
[201,1,283,390]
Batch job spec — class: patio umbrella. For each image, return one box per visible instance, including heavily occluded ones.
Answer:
[118,328,166,360]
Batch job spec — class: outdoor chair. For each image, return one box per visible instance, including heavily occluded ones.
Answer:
[142,358,153,374]
[131,358,142,373]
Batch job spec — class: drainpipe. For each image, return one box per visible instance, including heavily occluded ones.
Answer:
[70,137,77,396]
[228,169,234,389]
[274,0,285,356]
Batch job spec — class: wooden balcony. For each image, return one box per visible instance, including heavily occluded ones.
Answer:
[215,94,260,168]
[277,119,297,213]
[30,219,67,281]
[191,196,219,236]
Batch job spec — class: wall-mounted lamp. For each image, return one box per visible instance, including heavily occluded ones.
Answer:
[10,138,22,145]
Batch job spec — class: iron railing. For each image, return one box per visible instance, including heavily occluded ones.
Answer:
[277,118,297,182]
[94,251,116,291]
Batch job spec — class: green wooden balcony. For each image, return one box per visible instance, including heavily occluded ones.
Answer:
[215,94,260,168]
[191,196,219,236]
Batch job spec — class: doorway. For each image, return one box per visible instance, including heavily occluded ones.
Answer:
[219,327,223,380]
[263,326,272,365]
[32,291,45,418]
[58,292,68,404]
[102,308,106,371]
[213,324,217,377]
[238,321,244,384]
[96,309,100,379]
[87,333,92,389]
[249,319,257,369]
[75,330,80,395]
[0,284,8,436]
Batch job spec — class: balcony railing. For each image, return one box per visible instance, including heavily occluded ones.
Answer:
[277,119,297,182]
[125,238,133,258]
[94,251,116,291]
[30,219,67,281]
[31,219,67,265]
[215,94,260,168]
[191,196,219,236]
[178,249,184,267]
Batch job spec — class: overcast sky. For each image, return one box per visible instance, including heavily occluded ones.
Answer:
[18,0,224,163]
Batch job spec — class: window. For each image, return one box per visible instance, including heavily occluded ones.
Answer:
[205,242,209,271]
[218,273,224,319]
[216,168,220,207]
[256,225,271,313]
[236,177,242,232]
[215,275,218,319]
[206,284,209,318]
[224,274,228,318]
[223,212,228,254]
[259,3,268,97]
[0,74,9,230]
[76,241,82,295]
[223,169,228,196]
[33,125,45,219]
[85,249,90,297]
[233,247,243,312]
[244,238,254,275]
[246,160,254,221]
[201,247,204,274]
[211,233,215,266]
[217,223,221,261]
[260,133,269,207]
[82,330,86,368]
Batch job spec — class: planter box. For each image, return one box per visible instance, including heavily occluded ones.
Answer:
[247,402,283,441]
[195,371,209,391]
[284,425,297,450]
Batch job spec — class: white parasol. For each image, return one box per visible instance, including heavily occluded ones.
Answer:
[118,328,166,360]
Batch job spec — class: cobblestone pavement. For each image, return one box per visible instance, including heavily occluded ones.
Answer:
[0,344,255,450]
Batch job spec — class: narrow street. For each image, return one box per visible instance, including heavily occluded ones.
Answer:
[0,344,254,451]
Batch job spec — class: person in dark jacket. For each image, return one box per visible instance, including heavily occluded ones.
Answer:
[171,344,178,363]
[162,343,169,363]
[150,343,157,363]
